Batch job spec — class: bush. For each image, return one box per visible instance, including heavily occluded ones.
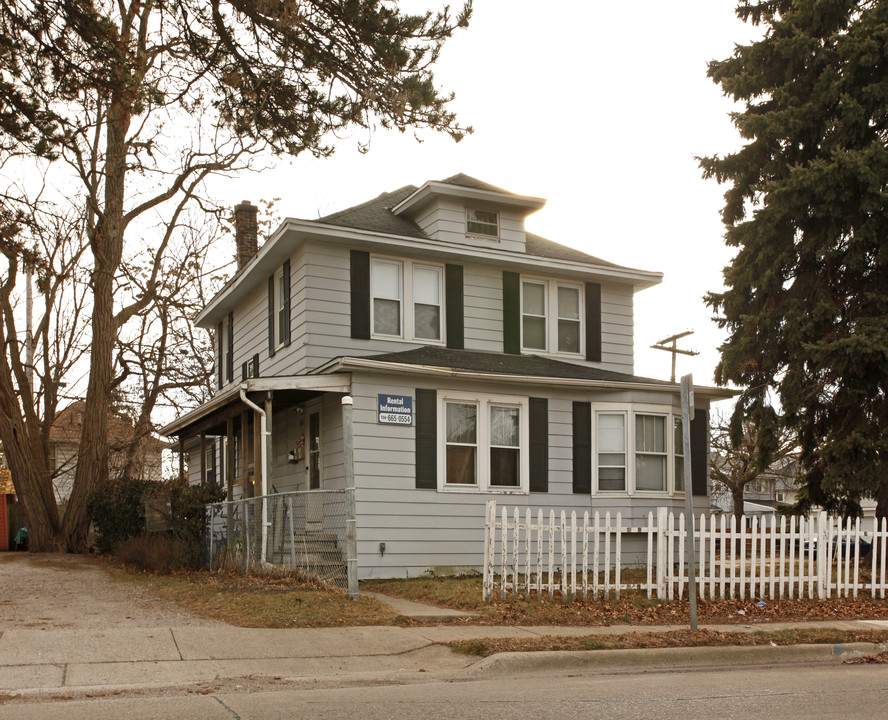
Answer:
[149,476,226,568]
[113,533,190,572]
[87,476,151,555]
[88,475,226,568]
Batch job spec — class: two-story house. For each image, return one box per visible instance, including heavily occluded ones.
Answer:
[162,174,732,578]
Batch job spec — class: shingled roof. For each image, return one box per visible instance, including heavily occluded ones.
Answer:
[359,346,673,386]
[317,174,623,268]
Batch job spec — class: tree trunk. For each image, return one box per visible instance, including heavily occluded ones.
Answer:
[0,415,64,551]
[63,93,131,552]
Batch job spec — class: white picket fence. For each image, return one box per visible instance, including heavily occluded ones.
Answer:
[482,501,888,602]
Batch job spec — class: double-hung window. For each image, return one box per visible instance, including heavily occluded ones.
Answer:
[371,257,443,342]
[673,417,685,492]
[597,412,627,491]
[441,394,527,492]
[521,279,583,355]
[372,259,402,336]
[635,414,667,491]
[277,272,287,346]
[593,407,682,494]
[412,264,442,341]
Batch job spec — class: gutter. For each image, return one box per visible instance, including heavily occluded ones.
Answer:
[240,385,269,565]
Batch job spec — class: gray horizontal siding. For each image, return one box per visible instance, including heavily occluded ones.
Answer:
[348,372,704,579]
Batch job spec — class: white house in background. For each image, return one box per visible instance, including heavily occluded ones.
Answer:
[50,401,165,502]
[161,174,733,578]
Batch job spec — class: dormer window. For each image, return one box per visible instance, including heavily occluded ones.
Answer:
[466,208,498,238]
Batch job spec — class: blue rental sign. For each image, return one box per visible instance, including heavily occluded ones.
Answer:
[377,394,413,425]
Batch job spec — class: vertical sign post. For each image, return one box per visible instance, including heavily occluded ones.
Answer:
[681,374,698,630]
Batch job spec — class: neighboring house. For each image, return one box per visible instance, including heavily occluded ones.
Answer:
[161,174,733,578]
[50,401,165,502]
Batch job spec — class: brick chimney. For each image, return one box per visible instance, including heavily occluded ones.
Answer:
[234,200,258,268]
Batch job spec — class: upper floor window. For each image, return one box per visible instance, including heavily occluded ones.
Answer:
[371,257,442,342]
[277,271,287,346]
[521,279,583,355]
[466,208,498,238]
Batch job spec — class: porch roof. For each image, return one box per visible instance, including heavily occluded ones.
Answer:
[315,347,736,400]
[160,374,351,438]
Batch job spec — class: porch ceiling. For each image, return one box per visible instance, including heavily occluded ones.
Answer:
[160,374,351,438]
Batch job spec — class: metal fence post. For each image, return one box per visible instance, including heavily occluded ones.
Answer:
[244,501,251,570]
[342,396,359,599]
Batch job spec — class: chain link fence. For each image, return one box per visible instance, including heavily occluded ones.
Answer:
[204,490,351,590]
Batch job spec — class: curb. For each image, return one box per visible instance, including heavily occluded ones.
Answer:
[466,642,888,676]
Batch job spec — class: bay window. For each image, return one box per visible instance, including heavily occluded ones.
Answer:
[674,417,685,492]
[635,414,666,491]
[592,407,683,494]
[597,412,626,492]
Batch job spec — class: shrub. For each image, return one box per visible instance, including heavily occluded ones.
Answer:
[149,476,226,568]
[88,474,226,568]
[87,476,151,555]
[113,533,190,572]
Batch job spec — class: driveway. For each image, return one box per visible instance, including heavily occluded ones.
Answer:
[0,552,224,630]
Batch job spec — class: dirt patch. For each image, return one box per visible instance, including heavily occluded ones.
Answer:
[0,553,226,629]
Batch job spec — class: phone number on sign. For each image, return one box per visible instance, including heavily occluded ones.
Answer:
[379,413,412,424]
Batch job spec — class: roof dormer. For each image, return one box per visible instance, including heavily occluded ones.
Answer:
[391,174,545,252]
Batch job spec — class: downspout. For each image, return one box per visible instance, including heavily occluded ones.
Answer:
[240,385,269,564]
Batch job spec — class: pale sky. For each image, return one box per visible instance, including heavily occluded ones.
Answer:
[212,1,761,396]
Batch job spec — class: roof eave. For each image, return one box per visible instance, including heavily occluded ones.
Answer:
[195,219,661,327]
[318,356,737,399]
[392,181,546,217]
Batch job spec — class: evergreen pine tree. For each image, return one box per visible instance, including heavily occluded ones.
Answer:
[701,1,888,518]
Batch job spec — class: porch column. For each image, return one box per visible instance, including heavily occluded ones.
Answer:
[240,411,249,496]
[200,433,207,485]
[252,410,261,499]
[226,417,235,502]
[342,396,358,599]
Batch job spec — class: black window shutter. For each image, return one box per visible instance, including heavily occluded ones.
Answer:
[267,275,276,357]
[216,322,223,389]
[226,312,234,382]
[283,259,292,346]
[585,282,602,362]
[241,362,247,381]
[415,388,437,489]
[350,250,371,340]
[253,353,260,378]
[691,409,709,496]
[445,264,464,349]
[529,398,548,493]
[502,271,520,355]
[572,401,592,493]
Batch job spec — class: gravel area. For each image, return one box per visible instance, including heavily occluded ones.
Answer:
[0,553,226,629]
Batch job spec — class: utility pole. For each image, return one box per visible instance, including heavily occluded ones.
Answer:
[651,330,699,382]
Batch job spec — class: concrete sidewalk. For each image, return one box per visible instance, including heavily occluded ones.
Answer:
[2,597,887,697]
